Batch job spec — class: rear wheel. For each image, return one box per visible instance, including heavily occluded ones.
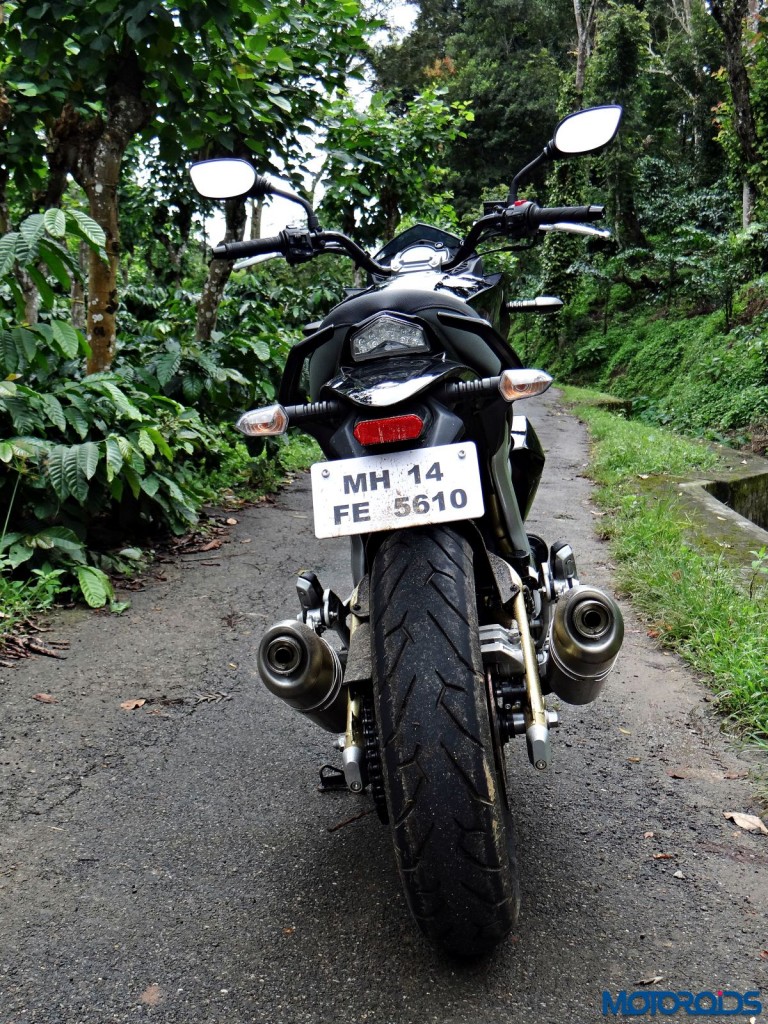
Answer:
[371,526,520,956]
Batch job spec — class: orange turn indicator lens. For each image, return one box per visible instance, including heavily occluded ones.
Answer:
[235,404,289,436]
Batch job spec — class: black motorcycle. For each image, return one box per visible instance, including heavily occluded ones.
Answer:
[190,104,625,956]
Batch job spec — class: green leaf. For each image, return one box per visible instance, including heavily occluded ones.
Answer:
[32,526,86,560]
[0,441,13,463]
[46,442,100,503]
[144,426,172,461]
[137,428,155,457]
[268,93,292,114]
[43,209,67,238]
[104,437,124,481]
[95,380,143,420]
[7,542,34,569]
[18,214,46,263]
[121,463,142,499]
[38,240,74,289]
[0,233,19,278]
[75,565,113,608]
[140,473,160,497]
[40,393,67,431]
[26,266,56,309]
[51,320,81,359]
[154,348,182,387]
[182,375,204,402]
[63,406,90,439]
[66,210,107,254]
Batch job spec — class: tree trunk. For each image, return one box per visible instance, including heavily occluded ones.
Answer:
[249,198,263,240]
[48,45,150,373]
[710,0,760,226]
[573,0,599,99]
[83,131,123,373]
[195,197,247,343]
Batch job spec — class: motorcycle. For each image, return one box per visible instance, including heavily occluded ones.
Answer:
[190,104,625,957]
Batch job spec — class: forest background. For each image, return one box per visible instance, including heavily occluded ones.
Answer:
[1,0,767,622]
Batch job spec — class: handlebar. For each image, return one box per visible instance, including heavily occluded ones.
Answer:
[212,201,607,274]
[212,229,392,276]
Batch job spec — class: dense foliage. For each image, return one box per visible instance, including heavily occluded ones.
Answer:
[3,0,768,629]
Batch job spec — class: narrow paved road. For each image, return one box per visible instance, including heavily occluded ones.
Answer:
[1,391,766,1024]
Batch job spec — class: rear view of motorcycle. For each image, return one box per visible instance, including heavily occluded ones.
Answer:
[191,105,626,956]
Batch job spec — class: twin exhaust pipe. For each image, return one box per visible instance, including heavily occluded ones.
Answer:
[255,584,624,739]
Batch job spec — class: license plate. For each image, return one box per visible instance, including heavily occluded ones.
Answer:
[310,443,485,539]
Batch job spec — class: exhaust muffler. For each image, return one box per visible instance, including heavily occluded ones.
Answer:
[547,585,624,705]
[256,620,346,732]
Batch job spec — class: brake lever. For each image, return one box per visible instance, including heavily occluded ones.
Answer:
[233,253,282,271]
[539,223,612,239]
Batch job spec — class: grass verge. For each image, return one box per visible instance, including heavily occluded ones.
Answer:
[561,386,768,749]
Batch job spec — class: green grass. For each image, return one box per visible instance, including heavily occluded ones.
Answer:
[565,388,768,748]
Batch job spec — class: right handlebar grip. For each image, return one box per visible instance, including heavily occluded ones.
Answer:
[212,235,285,259]
[533,205,605,225]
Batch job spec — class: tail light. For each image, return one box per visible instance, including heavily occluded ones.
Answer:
[353,414,424,446]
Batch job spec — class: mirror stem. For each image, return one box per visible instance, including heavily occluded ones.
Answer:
[507,144,554,204]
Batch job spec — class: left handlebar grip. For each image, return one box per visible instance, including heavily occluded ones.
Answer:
[212,235,285,259]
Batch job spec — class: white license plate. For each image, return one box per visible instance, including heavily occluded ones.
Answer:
[310,443,485,539]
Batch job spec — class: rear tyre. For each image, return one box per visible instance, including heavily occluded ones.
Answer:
[371,526,520,956]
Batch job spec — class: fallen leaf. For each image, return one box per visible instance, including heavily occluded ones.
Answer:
[637,473,650,480]
[282,927,295,936]
[673,869,685,879]
[627,757,641,763]
[667,770,688,779]
[653,853,673,860]
[120,698,146,711]
[759,950,768,961]
[643,831,655,839]
[619,727,631,735]
[226,517,238,526]
[32,693,57,704]
[140,983,163,1007]
[635,975,664,986]
[198,539,222,552]
[723,811,768,834]
[723,770,748,780]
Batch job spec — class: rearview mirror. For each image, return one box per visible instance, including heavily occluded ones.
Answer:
[507,104,623,202]
[190,158,257,199]
[551,105,623,157]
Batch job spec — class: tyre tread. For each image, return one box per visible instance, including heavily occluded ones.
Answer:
[371,526,520,956]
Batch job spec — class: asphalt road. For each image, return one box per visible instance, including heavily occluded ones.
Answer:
[1,391,766,1024]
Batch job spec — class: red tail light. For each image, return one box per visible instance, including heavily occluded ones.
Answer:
[353,414,424,446]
